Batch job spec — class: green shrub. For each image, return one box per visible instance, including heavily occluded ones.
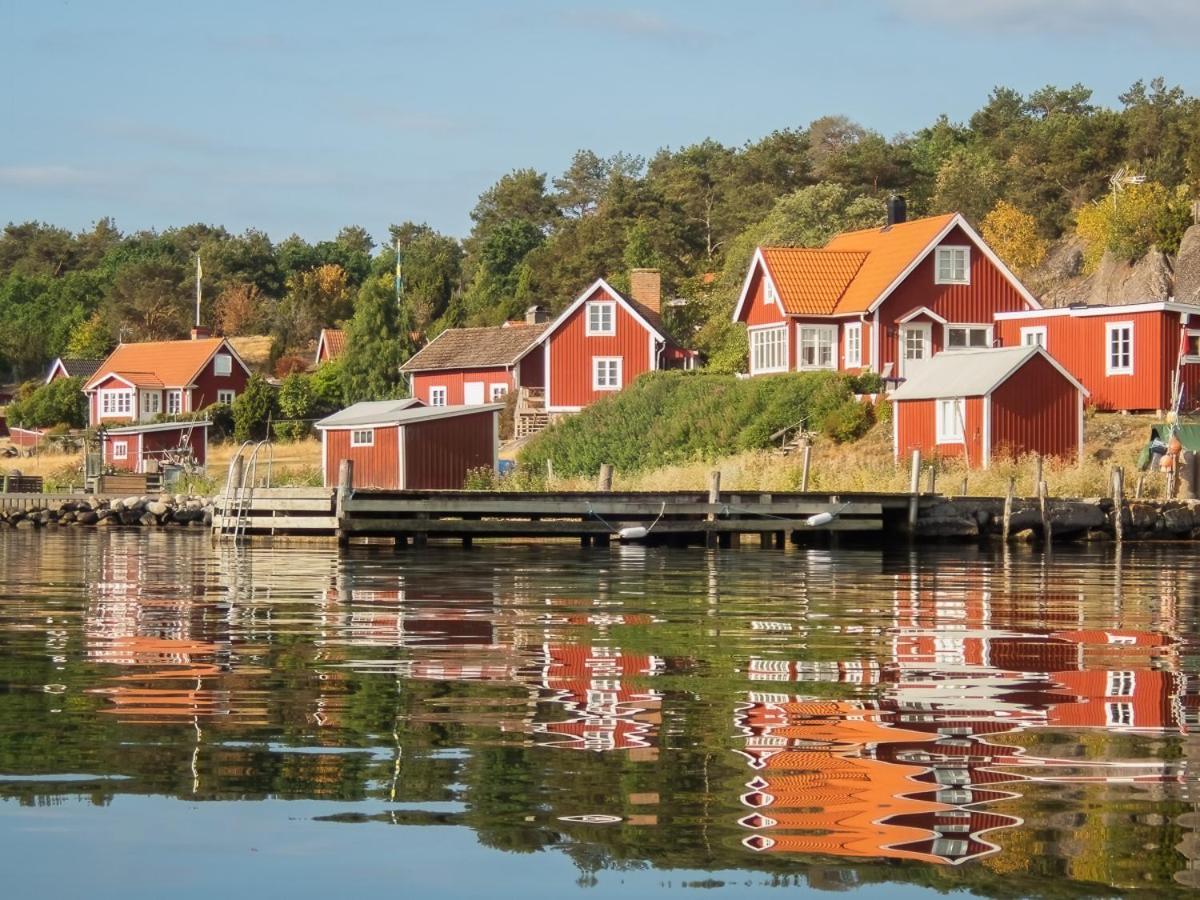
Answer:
[232,374,278,443]
[820,399,874,443]
[204,402,234,440]
[463,466,498,490]
[6,376,86,429]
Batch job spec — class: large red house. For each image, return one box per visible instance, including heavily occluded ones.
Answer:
[732,206,1040,379]
[994,301,1200,412]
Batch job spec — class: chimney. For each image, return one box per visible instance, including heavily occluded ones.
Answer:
[190,325,211,340]
[629,268,661,313]
[886,196,907,227]
[525,304,549,325]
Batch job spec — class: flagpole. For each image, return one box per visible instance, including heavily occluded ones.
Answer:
[394,237,403,303]
[194,253,203,327]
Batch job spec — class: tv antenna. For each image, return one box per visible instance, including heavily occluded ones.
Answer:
[1110,167,1147,208]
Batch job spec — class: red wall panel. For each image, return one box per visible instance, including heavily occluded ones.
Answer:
[547,286,654,409]
[411,367,514,406]
[139,426,207,469]
[190,346,249,411]
[517,348,544,389]
[895,396,985,465]
[402,410,496,489]
[740,268,789,327]
[989,354,1079,461]
[324,426,402,490]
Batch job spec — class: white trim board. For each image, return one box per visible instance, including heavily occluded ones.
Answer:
[995,300,1200,321]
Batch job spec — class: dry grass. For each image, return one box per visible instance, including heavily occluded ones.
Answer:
[227,335,274,371]
[208,437,321,468]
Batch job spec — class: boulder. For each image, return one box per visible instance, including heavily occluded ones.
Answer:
[1162,506,1194,534]
[110,499,125,512]
[77,510,98,525]
[147,500,170,517]
[97,515,115,527]
[119,510,141,526]
[1174,225,1200,304]
[1047,502,1106,535]
[915,515,979,539]
[138,513,157,527]
[14,518,36,529]
[1129,503,1158,530]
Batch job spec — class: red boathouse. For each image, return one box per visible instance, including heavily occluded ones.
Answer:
[316,399,500,490]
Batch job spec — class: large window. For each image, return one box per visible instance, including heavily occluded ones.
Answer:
[797,325,836,370]
[750,326,787,374]
[350,429,374,447]
[1106,322,1133,375]
[214,353,232,376]
[592,356,622,390]
[586,301,615,336]
[99,389,132,416]
[946,325,991,349]
[844,322,862,368]
[166,390,183,415]
[935,246,970,284]
[1106,702,1133,727]
[429,386,447,407]
[1106,671,1135,696]
[140,391,161,417]
[936,397,966,444]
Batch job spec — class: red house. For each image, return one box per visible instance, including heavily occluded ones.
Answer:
[994,301,1200,412]
[314,328,346,367]
[100,420,210,474]
[890,345,1086,467]
[45,357,102,384]
[732,205,1040,379]
[316,399,499,490]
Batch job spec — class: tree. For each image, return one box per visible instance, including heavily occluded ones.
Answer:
[339,274,415,404]
[231,374,277,442]
[274,372,315,442]
[554,150,610,218]
[65,310,115,359]
[469,169,559,238]
[104,258,192,340]
[6,376,86,428]
[1074,180,1190,270]
[387,222,463,329]
[214,282,268,336]
[981,201,1048,274]
[931,147,1002,222]
[274,263,352,350]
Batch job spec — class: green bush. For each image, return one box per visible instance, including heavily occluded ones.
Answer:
[820,399,874,443]
[6,376,86,429]
[232,374,278,443]
[204,402,235,440]
[274,372,316,442]
[518,370,868,477]
[463,466,498,490]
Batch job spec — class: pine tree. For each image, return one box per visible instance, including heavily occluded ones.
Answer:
[339,274,415,404]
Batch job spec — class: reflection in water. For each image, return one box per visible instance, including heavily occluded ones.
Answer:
[0,532,1198,896]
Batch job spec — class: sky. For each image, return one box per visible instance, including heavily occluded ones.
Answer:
[2,0,1199,244]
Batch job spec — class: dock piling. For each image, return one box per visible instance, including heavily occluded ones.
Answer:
[598,464,613,492]
[706,470,721,549]
[800,445,812,492]
[907,450,921,529]
[335,459,353,546]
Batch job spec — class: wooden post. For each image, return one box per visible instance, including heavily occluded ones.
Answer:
[1112,465,1125,545]
[546,459,554,483]
[800,445,812,493]
[926,465,937,494]
[706,470,721,549]
[1038,478,1051,545]
[597,463,613,492]
[1002,477,1014,543]
[1,473,8,494]
[1135,473,1145,500]
[907,449,921,528]
[335,459,353,546]
[959,476,968,497]
[1033,455,1043,497]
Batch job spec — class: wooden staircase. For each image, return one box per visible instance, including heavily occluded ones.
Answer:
[515,387,550,438]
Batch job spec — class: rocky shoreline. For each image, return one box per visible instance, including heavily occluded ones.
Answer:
[0,494,216,530]
[915,497,1200,542]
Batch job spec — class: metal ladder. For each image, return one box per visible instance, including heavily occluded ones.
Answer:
[218,440,274,542]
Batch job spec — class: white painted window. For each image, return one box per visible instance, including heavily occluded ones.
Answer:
[1184,330,1200,361]
[1106,670,1135,696]
[112,440,128,460]
[429,386,447,407]
[350,428,374,447]
[844,323,862,368]
[1106,701,1133,727]
[592,356,622,390]
[797,325,837,370]
[489,383,508,401]
[217,389,235,405]
[1106,322,1133,375]
[1021,326,1047,348]
[140,391,161,417]
[931,838,969,859]
[586,301,615,336]
[166,390,182,415]
[935,246,970,285]
[750,326,787,374]
[763,279,778,307]
[946,324,991,349]
[99,389,133,417]
[214,353,233,376]
[936,397,966,444]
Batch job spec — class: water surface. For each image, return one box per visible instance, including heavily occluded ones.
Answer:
[0,530,1197,897]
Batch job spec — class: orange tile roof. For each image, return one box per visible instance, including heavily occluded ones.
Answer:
[84,338,230,390]
[758,213,957,317]
[319,328,346,360]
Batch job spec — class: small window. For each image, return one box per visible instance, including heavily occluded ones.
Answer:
[217,389,235,405]
[1021,326,1047,348]
[112,441,128,460]
[844,323,862,368]
[214,353,233,376]
[946,325,990,349]
[1106,322,1133,375]
[797,325,837,370]
[935,246,970,285]
[429,386,447,407]
[1106,670,1135,696]
[1106,701,1134,727]
[764,279,778,306]
[489,383,509,402]
[936,397,966,444]
[592,357,622,390]
[931,838,969,859]
[586,301,615,336]
[1184,330,1200,361]
[750,326,787,374]
[350,429,374,447]
[166,390,182,415]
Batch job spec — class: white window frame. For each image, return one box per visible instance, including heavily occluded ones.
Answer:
[749,325,788,375]
[763,279,778,307]
[1106,322,1133,375]
[214,353,233,376]
[99,389,133,418]
[936,397,966,444]
[489,383,509,402]
[166,389,183,415]
[592,356,622,391]
[112,440,128,460]
[934,246,970,285]
[797,324,837,371]
[1106,670,1135,696]
[1020,326,1047,348]
[1183,329,1200,363]
[844,322,862,368]
[1106,701,1134,727]
[140,391,161,418]
[216,389,235,405]
[585,301,615,336]
[429,386,447,407]
[350,428,374,447]
[944,324,992,350]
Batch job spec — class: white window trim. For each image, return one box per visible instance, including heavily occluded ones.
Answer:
[429,386,447,407]
[749,324,788,375]
[796,324,838,371]
[98,388,133,418]
[585,301,616,336]
[936,397,966,444]
[112,440,128,460]
[1105,321,1134,376]
[934,245,971,285]
[140,390,161,418]
[844,322,862,368]
[350,428,374,447]
[166,389,183,415]
[1183,328,1200,364]
[899,323,932,378]
[1106,701,1134,727]
[1020,325,1047,348]
[592,356,622,391]
[763,278,779,307]
[489,383,509,401]
[216,389,235,405]
[944,323,993,350]
[214,353,233,376]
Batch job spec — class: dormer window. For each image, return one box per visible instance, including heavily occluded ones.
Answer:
[935,246,970,285]
[214,353,232,376]
[586,301,615,336]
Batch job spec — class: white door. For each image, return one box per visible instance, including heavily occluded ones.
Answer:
[899,323,932,378]
[464,382,485,405]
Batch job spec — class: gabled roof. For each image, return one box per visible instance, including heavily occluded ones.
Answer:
[83,337,248,391]
[316,400,500,429]
[46,357,103,383]
[400,323,548,373]
[889,346,1087,401]
[733,213,1041,322]
[537,278,679,347]
[316,328,346,362]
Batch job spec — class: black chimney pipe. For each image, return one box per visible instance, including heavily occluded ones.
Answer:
[886,196,907,226]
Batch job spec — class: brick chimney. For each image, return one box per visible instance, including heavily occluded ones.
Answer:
[190,325,211,340]
[629,268,661,313]
[525,304,549,325]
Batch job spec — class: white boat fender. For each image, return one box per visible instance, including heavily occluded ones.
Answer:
[805,512,835,528]
[618,526,649,540]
